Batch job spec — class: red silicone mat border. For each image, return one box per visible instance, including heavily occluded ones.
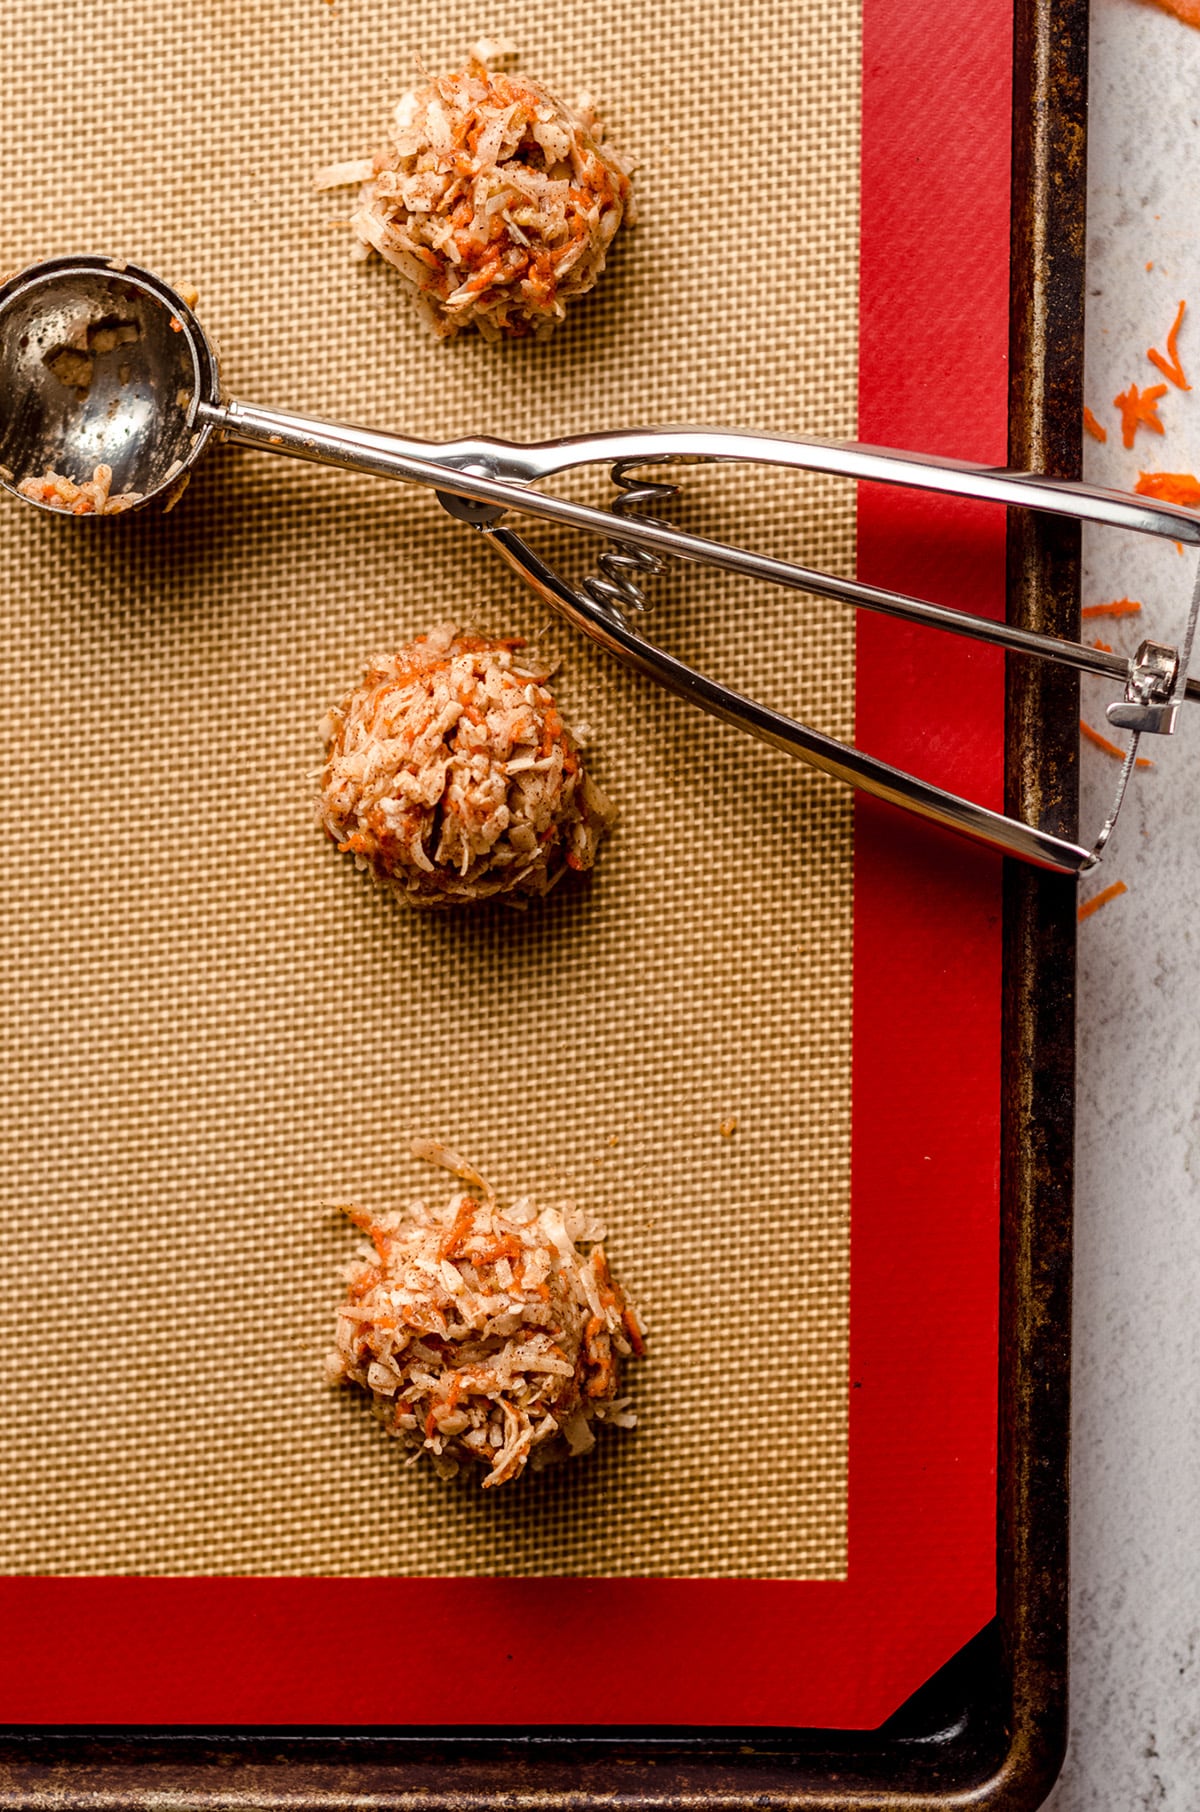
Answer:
[0,0,1012,1730]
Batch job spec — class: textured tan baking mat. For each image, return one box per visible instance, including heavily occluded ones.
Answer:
[0,0,858,1577]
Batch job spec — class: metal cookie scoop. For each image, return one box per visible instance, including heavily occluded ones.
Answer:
[0,258,219,510]
[2,253,1198,876]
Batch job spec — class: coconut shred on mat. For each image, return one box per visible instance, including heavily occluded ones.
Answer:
[327,1139,644,1488]
[315,39,633,339]
[316,621,615,907]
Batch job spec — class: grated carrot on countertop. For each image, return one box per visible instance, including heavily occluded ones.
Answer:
[1148,299,1190,390]
[1092,640,1113,653]
[1080,720,1155,768]
[1083,406,1108,443]
[1136,471,1200,507]
[1081,598,1142,619]
[1140,0,1200,27]
[1114,381,1168,449]
[1078,880,1127,923]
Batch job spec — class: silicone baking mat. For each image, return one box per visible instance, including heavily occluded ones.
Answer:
[0,0,1010,1728]
[0,0,860,1579]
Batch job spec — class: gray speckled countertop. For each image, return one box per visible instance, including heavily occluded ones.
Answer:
[1044,1,1200,1804]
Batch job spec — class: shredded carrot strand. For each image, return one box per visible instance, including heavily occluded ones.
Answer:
[1142,0,1200,28]
[622,1306,645,1356]
[1135,470,1200,507]
[1078,880,1127,923]
[1082,406,1108,443]
[1081,598,1142,619]
[1080,720,1155,768]
[1092,639,1113,653]
[1114,382,1168,449]
[1148,299,1190,390]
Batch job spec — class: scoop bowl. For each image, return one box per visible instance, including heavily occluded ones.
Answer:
[0,255,219,513]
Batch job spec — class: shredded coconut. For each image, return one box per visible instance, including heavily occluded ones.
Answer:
[317,621,615,907]
[316,43,634,339]
[327,1139,645,1487]
[16,464,141,515]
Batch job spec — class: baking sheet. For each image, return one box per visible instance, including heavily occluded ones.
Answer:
[0,0,861,1577]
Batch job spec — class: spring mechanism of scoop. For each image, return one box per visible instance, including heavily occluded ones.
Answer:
[578,460,680,621]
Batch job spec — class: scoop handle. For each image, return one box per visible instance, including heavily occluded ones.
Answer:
[203,400,1192,697]
[206,400,1200,545]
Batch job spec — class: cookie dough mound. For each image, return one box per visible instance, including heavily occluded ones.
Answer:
[327,1141,644,1487]
[318,44,633,340]
[317,622,615,908]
